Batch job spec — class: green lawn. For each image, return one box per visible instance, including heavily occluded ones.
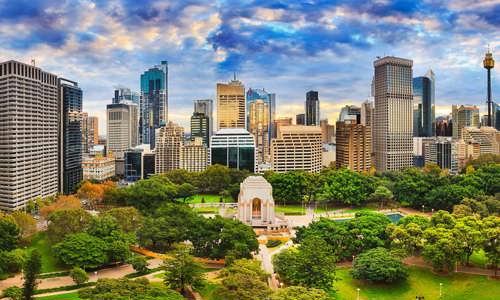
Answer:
[332,266,500,300]
[28,232,67,273]
[193,207,219,214]
[195,281,220,300]
[36,292,80,300]
[187,194,234,203]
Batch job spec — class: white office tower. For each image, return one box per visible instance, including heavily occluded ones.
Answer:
[0,61,59,210]
[373,56,414,171]
[106,102,139,159]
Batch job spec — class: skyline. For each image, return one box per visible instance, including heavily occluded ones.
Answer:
[0,0,498,134]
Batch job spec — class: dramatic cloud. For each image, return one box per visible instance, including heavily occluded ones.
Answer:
[0,0,498,132]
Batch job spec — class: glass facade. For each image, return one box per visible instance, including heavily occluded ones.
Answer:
[413,71,435,137]
[140,61,168,148]
[191,112,210,146]
[124,151,142,182]
[306,91,319,126]
[60,79,83,194]
[211,147,255,173]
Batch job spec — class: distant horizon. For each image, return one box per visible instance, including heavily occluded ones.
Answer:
[0,1,498,134]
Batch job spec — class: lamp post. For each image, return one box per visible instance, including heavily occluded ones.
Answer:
[357,288,360,300]
[439,283,443,298]
[422,205,425,213]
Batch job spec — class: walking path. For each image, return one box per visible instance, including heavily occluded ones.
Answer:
[0,259,163,291]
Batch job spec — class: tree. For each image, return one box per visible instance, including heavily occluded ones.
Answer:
[265,171,314,205]
[129,256,148,274]
[352,247,408,283]
[77,181,114,209]
[0,217,20,251]
[46,209,92,243]
[53,233,108,269]
[11,211,37,238]
[70,267,89,285]
[215,259,271,300]
[482,216,500,277]
[0,249,26,275]
[422,227,461,272]
[196,165,231,194]
[273,236,337,290]
[387,222,425,256]
[452,216,483,265]
[369,185,393,208]
[102,207,143,233]
[22,250,41,300]
[430,210,456,229]
[2,286,22,300]
[317,168,376,206]
[40,195,81,219]
[270,286,329,300]
[177,183,197,202]
[163,245,204,293]
[79,278,183,300]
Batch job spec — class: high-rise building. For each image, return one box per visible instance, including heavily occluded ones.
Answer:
[194,99,214,137]
[58,78,83,195]
[305,91,320,126]
[320,119,335,144]
[413,137,436,167]
[217,76,245,130]
[494,102,500,131]
[296,113,305,125]
[82,112,89,153]
[124,144,155,182]
[273,117,293,138]
[335,119,372,172]
[191,112,210,146]
[373,56,414,172]
[452,105,480,139]
[140,61,168,148]
[246,88,276,163]
[483,49,495,127]
[0,60,59,211]
[106,102,139,159]
[87,116,99,149]
[338,105,361,123]
[436,116,452,137]
[155,122,184,173]
[181,137,208,172]
[461,126,500,155]
[424,137,459,174]
[271,125,322,173]
[113,86,139,105]
[361,101,374,154]
[413,70,436,137]
[210,129,256,172]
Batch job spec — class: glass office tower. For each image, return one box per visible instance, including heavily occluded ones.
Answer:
[413,70,435,137]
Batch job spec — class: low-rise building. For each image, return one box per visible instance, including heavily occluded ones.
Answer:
[82,156,115,181]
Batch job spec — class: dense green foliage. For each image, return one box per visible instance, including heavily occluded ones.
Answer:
[0,217,21,251]
[269,286,329,300]
[351,248,408,283]
[23,250,42,300]
[70,267,89,285]
[78,278,183,300]
[46,209,92,243]
[214,259,271,300]
[273,237,337,290]
[53,233,108,269]
[2,286,22,300]
[295,212,391,260]
[163,245,204,293]
[128,256,148,274]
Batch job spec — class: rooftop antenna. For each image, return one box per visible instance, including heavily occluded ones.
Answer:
[233,71,236,81]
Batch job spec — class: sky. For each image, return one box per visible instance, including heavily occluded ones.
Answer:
[0,0,499,135]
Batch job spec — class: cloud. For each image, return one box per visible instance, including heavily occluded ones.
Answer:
[0,0,498,133]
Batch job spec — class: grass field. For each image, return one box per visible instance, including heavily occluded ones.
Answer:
[187,194,234,203]
[36,292,80,300]
[28,232,66,273]
[332,266,500,300]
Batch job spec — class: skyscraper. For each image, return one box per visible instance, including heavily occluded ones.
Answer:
[451,105,480,139]
[246,88,276,163]
[413,70,436,137]
[155,122,184,173]
[0,60,59,210]
[217,76,245,130]
[296,113,305,125]
[191,112,210,146]
[338,105,361,123]
[194,99,213,137]
[106,102,139,159]
[58,78,83,195]
[305,90,320,126]
[140,61,168,148]
[113,86,139,105]
[373,56,414,172]
[336,119,372,172]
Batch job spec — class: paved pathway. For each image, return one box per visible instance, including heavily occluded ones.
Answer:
[0,258,163,291]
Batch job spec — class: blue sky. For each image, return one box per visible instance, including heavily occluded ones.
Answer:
[0,0,498,134]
